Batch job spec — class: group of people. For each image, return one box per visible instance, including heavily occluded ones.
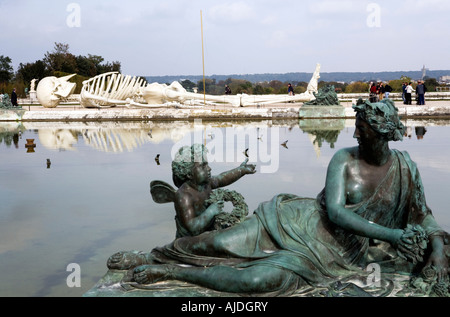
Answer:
[369,81,427,106]
[402,81,427,105]
[369,82,392,102]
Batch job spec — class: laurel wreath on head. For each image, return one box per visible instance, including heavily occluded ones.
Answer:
[205,189,249,230]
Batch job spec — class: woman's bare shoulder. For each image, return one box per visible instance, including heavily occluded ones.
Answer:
[330,147,358,163]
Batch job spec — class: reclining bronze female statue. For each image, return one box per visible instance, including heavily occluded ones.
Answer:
[107,98,449,296]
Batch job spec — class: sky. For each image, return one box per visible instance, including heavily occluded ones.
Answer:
[1,0,450,77]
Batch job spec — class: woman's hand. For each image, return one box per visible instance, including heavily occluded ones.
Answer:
[391,228,416,261]
[426,235,449,282]
[426,250,449,282]
[392,225,428,264]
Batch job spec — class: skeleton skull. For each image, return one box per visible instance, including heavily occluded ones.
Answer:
[36,74,77,108]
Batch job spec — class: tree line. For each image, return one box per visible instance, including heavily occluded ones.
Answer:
[0,42,121,97]
[179,76,441,96]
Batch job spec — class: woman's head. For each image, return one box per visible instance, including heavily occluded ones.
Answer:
[352,98,405,142]
[172,144,208,187]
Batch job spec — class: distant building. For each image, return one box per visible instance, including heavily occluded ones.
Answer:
[439,75,450,83]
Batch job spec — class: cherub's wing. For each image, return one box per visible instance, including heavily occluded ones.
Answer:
[150,180,176,204]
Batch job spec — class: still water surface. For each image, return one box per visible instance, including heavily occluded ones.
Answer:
[0,118,449,297]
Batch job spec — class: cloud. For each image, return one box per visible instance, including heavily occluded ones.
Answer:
[402,0,450,12]
[209,2,256,23]
[264,30,289,48]
[260,15,278,26]
[308,0,364,15]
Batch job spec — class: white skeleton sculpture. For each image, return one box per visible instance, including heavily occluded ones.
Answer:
[36,74,77,108]
[36,64,321,108]
[80,72,147,108]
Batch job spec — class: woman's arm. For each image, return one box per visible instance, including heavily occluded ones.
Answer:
[420,209,448,280]
[410,162,448,278]
[324,149,403,244]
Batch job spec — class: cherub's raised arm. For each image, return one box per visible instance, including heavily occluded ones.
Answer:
[212,159,256,189]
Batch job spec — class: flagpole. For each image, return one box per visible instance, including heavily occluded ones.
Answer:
[200,10,206,105]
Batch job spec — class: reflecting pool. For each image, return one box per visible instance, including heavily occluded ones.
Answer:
[0,118,449,297]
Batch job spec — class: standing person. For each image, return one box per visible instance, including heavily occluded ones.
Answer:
[225,85,232,95]
[416,80,426,105]
[369,82,378,102]
[384,82,393,99]
[405,82,415,105]
[10,88,18,107]
[402,83,407,104]
[378,82,385,101]
[287,83,295,96]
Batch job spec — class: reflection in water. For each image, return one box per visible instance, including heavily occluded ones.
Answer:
[308,130,340,149]
[25,138,37,153]
[0,122,25,149]
[81,129,150,152]
[0,120,448,157]
[304,130,341,158]
[8,121,343,155]
[13,133,19,148]
[299,118,345,157]
[0,120,445,158]
[404,127,413,139]
[415,126,427,140]
[21,122,197,153]
[38,129,78,151]
[404,126,428,140]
